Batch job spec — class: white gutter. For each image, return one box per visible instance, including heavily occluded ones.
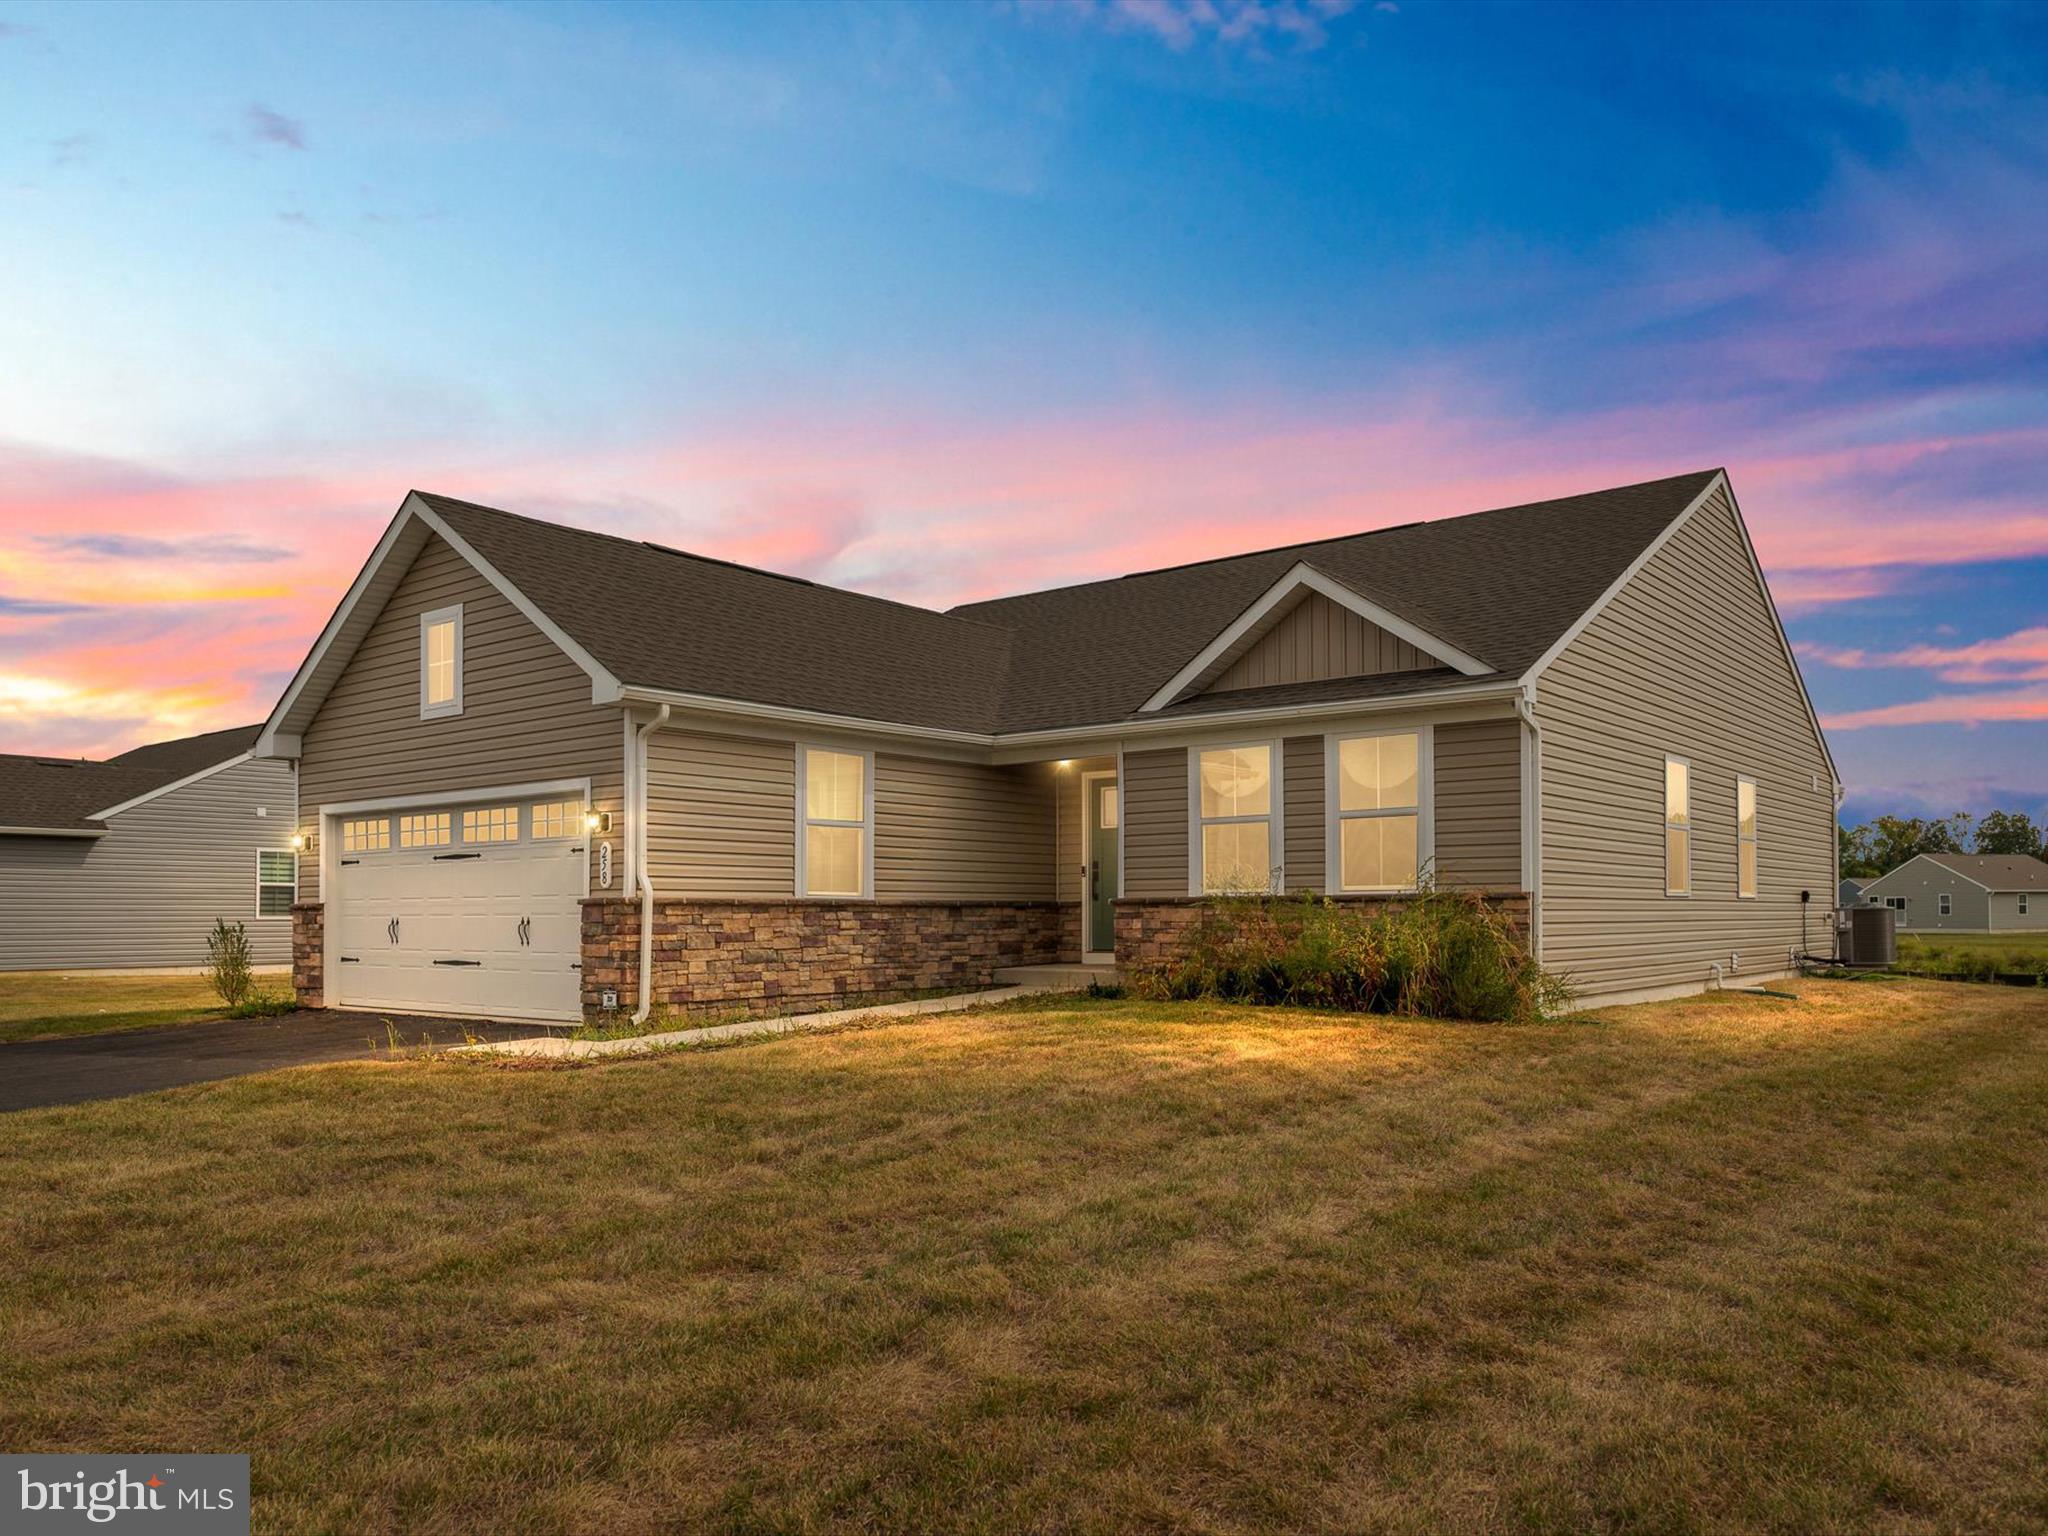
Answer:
[631,704,671,1025]
[1515,687,1543,966]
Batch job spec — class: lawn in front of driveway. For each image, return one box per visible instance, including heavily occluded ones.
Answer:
[4,977,2047,1533]
[0,970,272,1044]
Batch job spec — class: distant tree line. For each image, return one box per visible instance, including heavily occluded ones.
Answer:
[1839,810,2046,880]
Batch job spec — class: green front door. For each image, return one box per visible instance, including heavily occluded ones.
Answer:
[1088,778,1119,955]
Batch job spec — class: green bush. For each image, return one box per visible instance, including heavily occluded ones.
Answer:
[203,918,254,1008]
[1127,885,1571,1022]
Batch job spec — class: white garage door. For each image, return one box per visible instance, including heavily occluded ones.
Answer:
[332,797,585,1023]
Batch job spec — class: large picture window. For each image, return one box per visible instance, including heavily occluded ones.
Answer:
[1332,730,1422,891]
[1192,744,1277,893]
[800,747,870,898]
[1665,756,1691,896]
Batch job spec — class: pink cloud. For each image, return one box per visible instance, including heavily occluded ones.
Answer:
[1822,686,2048,731]
[1803,626,2048,684]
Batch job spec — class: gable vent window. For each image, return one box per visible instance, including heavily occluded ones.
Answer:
[419,604,463,719]
[399,812,451,849]
[1192,743,1277,894]
[463,805,518,844]
[341,817,390,853]
[1332,731,1424,892]
[257,850,297,917]
[1736,776,1758,899]
[799,747,871,898]
[1665,757,1691,897]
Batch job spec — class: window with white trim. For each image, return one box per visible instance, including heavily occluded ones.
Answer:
[1332,731,1421,892]
[462,805,518,843]
[531,799,581,839]
[1736,776,1757,899]
[257,850,297,917]
[1193,743,1277,893]
[1938,892,1952,917]
[1665,757,1691,896]
[399,812,451,849]
[420,604,463,719]
[799,747,869,898]
[2022,894,2031,916]
[341,817,390,853]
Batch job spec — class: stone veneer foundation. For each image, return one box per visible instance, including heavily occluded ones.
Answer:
[1113,891,1533,966]
[582,898,1070,1021]
[291,902,325,1007]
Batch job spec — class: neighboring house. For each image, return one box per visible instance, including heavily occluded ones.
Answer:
[0,724,299,970]
[254,467,1838,1023]
[1857,853,2048,934]
[1839,877,1867,908]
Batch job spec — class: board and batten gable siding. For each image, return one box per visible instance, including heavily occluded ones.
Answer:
[644,730,795,896]
[1206,591,1431,694]
[1434,718,1522,890]
[1121,747,1190,898]
[1535,483,1835,998]
[0,756,297,970]
[1282,735,1324,890]
[875,755,1055,901]
[295,532,624,902]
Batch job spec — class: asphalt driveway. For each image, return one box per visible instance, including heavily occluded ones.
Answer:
[0,1010,548,1113]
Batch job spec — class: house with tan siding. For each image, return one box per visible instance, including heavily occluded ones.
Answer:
[254,467,1838,1023]
[0,724,298,971]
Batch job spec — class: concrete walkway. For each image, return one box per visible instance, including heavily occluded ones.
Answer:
[454,983,1064,1061]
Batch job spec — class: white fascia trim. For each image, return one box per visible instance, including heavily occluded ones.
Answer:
[0,824,105,838]
[316,777,593,818]
[406,496,624,706]
[618,686,993,748]
[255,504,418,758]
[1519,471,1727,692]
[1139,562,1494,715]
[89,752,253,821]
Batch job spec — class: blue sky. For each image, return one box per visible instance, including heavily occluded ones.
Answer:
[1,0,2043,824]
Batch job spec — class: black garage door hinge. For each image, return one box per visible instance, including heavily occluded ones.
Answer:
[339,956,360,963]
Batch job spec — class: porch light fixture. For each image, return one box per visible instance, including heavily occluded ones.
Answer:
[291,830,312,853]
[586,810,613,834]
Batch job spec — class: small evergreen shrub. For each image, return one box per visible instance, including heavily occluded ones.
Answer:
[1127,885,1571,1022]
[204,918,254,1008]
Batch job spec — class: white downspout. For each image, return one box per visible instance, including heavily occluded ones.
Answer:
[1515,686,1543,966]
[631,703,671,1025]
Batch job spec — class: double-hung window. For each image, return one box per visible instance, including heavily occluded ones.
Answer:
[799,747,870,898]
[1736,776,1757,899]
[1330,730,1424,891]
[1192,744,1277,893]
[2022,894,2032,916]
[1938,892,1952,917]
[257,850,297,917]
[419,604,463,719]
[1664,757,1691,896]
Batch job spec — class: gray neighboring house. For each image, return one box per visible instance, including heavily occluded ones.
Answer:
[0,724,299,971]
[1839,877,1867,908]
[1857,853,2048,934]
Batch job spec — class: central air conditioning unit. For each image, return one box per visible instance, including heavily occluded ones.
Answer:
[1836,905,1896,969]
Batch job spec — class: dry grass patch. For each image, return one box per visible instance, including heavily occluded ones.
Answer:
[4,979,2048,1532]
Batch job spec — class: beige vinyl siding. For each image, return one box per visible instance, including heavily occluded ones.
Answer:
[876,756,1055,900]
[296,534,624,902]
[1537,485,1835,998]
[644,731,795,896]
[1208,592,1430,693]
[1122,747,1189,897]
[0,756,297,970]
[1283,735,1324,890]
[1434,718,1522,889]
[1055,756,1115,908]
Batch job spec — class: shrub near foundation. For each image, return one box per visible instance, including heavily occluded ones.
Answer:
[1128,884,1572,1022]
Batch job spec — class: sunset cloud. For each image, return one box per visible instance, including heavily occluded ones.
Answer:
[1804,627,2048,685]
[1822,686,2048,732]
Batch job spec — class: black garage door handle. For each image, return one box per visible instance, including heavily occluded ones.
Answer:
[433,852,482,861]
[432,958,483,967]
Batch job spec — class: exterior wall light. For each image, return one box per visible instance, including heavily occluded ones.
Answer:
[587,810,613,834]
[291,830,313,853]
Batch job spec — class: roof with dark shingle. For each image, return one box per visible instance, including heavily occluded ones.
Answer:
[1921,852,2048,891]
[0,724,262,833]
[410,470,1720,736]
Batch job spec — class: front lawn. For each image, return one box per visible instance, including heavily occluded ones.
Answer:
[0,970,230,1044]
[4,978,2047,1532]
